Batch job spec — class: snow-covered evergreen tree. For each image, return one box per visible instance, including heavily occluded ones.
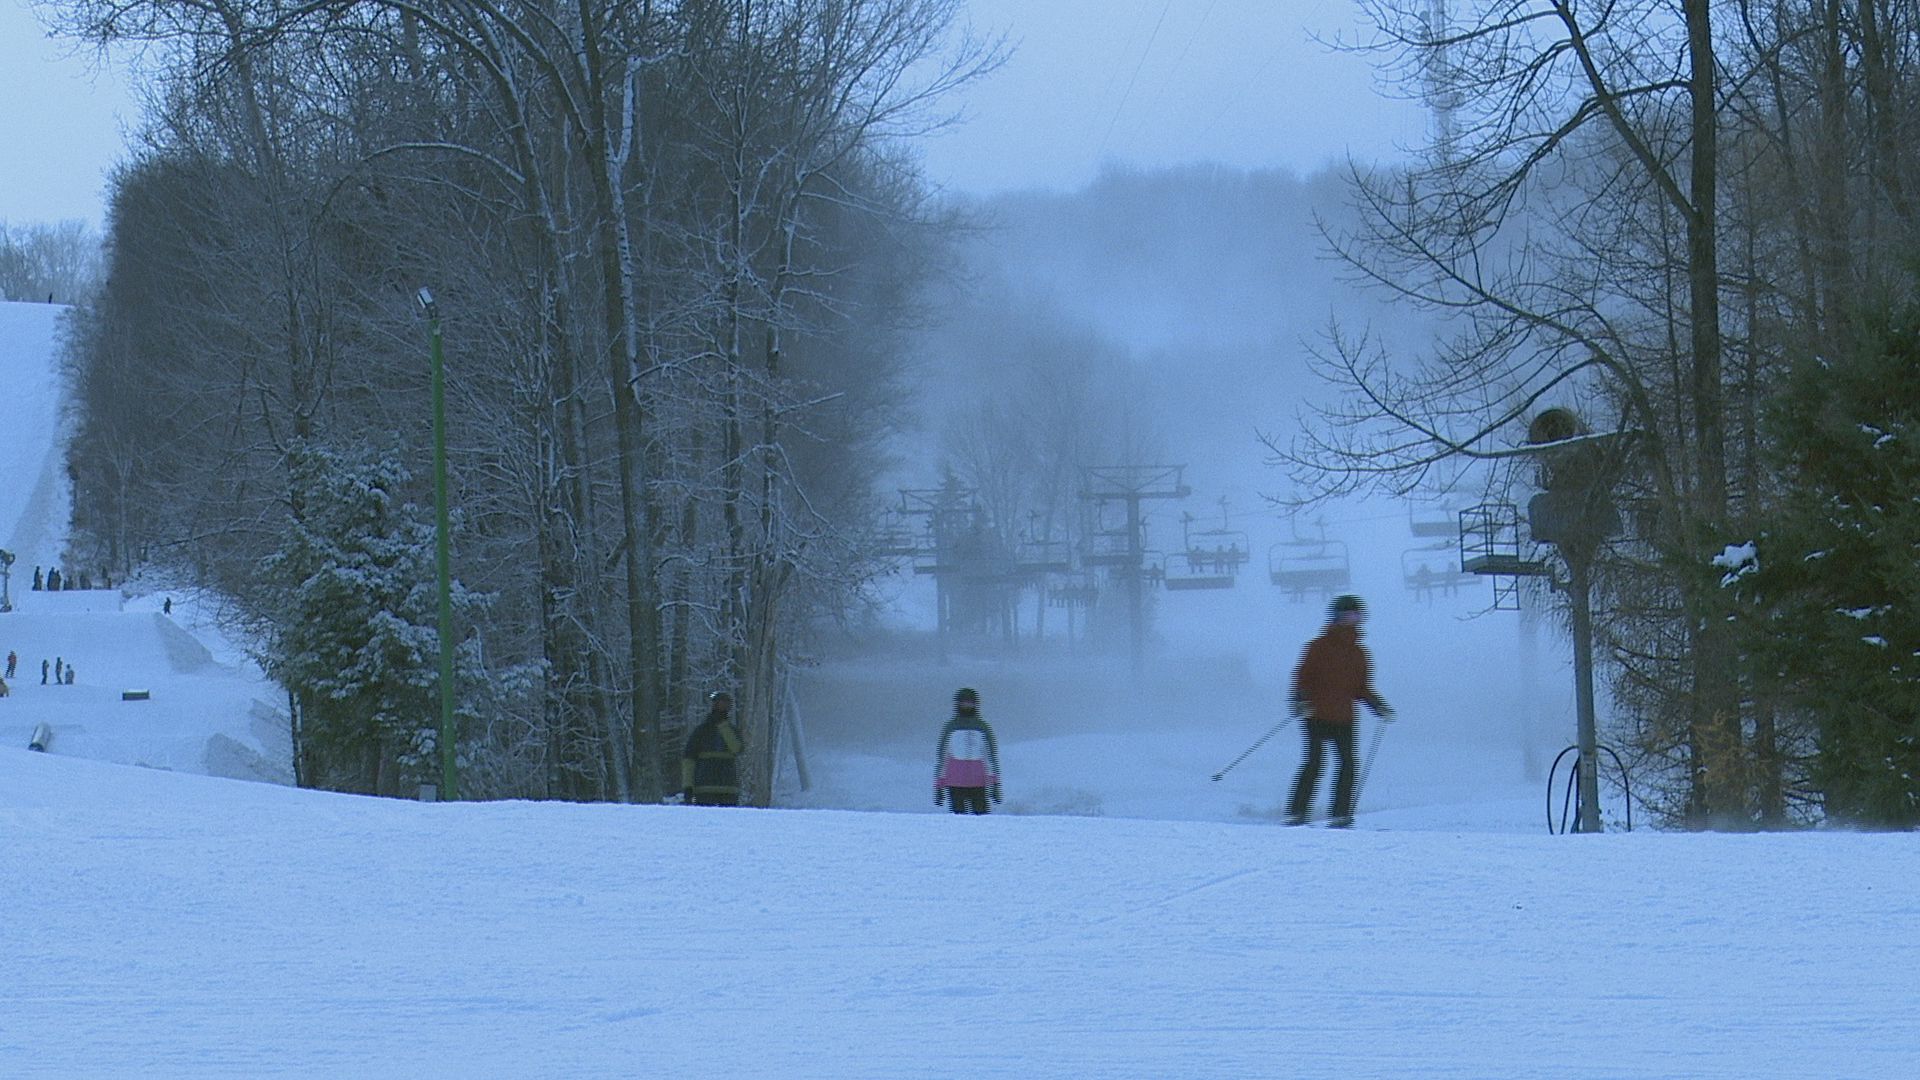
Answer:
[1731,299,1920,827]
[261,443,489,796]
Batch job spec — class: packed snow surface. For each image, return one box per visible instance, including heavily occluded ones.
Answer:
[4,749,1919,1078]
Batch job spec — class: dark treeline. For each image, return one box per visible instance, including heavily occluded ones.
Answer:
[1279,0,1920,828]
[56,0,995,803]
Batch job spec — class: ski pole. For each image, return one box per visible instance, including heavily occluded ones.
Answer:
[1352,714,1392,808]
[1211,716,1293,781]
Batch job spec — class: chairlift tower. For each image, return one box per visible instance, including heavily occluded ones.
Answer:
[1422,0,1463,166]
[893,479,989,653]
[1080,465,1189,672]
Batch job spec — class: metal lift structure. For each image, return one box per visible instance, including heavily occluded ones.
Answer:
[1080,465,1189,671]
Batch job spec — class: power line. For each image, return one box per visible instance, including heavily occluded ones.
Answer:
[1096,0,1174,159]
[1137,0,1221,127]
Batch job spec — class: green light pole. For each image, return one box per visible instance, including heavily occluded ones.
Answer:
[419,288,458,801]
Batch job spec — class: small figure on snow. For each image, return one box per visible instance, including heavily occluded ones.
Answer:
[163,597,173,616]
[680,690,744,807]
[0,675,10,698]
[31,567,42,591]
[46,568,60,591]
[5,650,15,679]
[63,665,75,685]
[41,658,49,685]
[53,657,63,685]
[935,687,1001,815]
[1286,594,1393,828]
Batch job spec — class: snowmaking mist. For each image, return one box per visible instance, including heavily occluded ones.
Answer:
[817,165,1574,825]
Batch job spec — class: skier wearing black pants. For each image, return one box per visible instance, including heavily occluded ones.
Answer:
[935,687,1001,815]
[1287,594,1393,827]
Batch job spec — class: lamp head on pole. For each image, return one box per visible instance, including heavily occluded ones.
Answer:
[416,287,438,321]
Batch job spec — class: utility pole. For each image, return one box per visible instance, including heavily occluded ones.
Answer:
[1080,465,1189,673]
[1564,548,1602,831]
[1523,409,1626,833]
[1462,408,1628,832]
[419,288,458,802]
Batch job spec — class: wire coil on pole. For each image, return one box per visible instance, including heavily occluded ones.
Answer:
[1547,743,1633,833]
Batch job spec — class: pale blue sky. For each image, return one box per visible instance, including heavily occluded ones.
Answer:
[1,0,140,228]
[923,0,1422,195]
[0,0,1421,228]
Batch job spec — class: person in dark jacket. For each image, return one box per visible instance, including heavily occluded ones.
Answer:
[681,690,744,806]
[1286,594,1393,828]
[935,687,1001,814]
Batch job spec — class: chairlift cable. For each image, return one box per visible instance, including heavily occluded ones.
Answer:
[1097,0,1174,158]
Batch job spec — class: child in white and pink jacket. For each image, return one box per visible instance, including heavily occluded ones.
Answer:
[935,687,1001,814]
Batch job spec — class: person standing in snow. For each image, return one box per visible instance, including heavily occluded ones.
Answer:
[681,690,744,807]
[41,658,49,685]
[935,687,1001,815]
[1286,594,1393,828]
[5,650,15,679]
[53,657,63,685]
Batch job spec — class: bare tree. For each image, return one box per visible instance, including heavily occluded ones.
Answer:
[1277,0,1752,824]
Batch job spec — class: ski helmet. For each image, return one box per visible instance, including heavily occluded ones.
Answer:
[709,689,733,706]
[1329,594,1365,620]
[954,687,979,706]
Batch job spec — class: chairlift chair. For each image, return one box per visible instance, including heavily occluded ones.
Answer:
[1080,528,1139,567]
[1162,552,1235,590]
[1267,539,1351,601]
[1400,542,1476,600]
[1408,503,1458,539]
[1048,573,1099,609]
[1016,538,1073,576]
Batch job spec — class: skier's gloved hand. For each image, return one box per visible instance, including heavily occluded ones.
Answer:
[1376,704,1396,722]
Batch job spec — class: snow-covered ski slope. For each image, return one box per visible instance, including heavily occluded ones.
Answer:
[2,301,1916,1078]
[0,300,69,570]
[3,747,1918,1079]
[0,299,288,779]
